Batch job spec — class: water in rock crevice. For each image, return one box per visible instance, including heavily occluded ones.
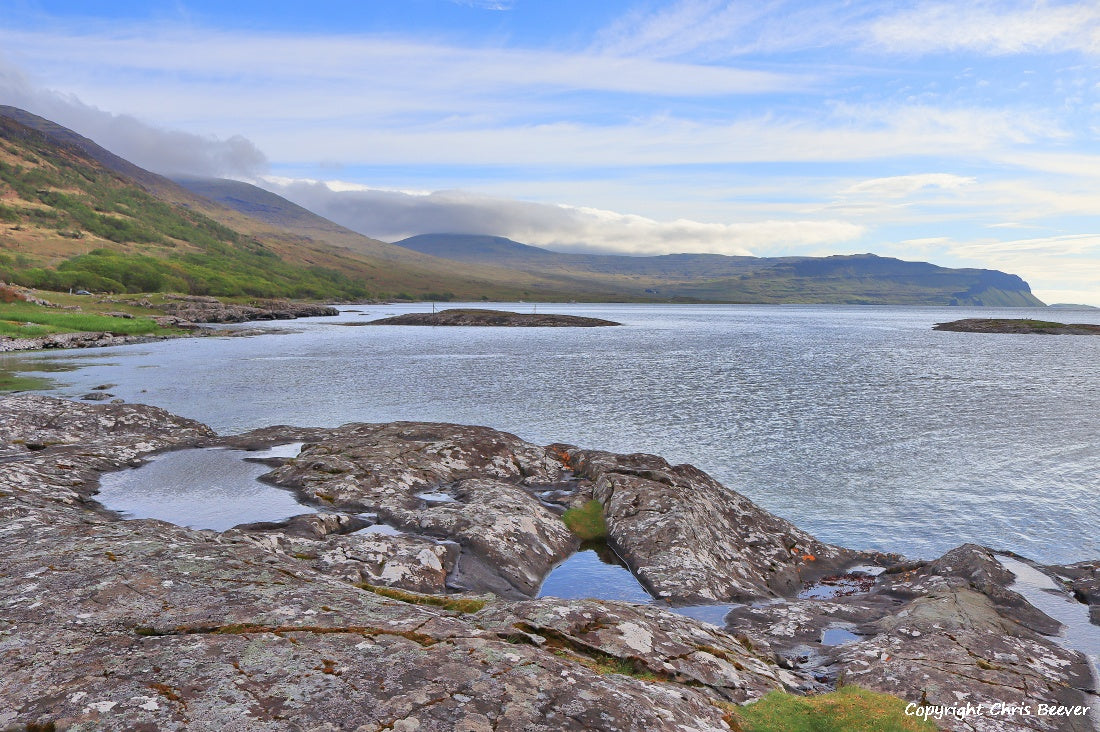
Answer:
[95,444,309,532]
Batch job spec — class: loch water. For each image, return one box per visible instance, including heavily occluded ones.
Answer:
[5,302,1098,565]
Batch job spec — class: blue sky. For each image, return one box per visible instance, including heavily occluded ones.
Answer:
[2,0,1100,303]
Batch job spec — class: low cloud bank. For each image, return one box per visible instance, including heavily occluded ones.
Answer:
[263,178,864,256]
[0,57,267,178]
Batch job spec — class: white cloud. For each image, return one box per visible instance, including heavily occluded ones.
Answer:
[868,1,1100,56]
[597,0,1100,59]
[840,173,975,198]
[0,26,805,107]
[595,0,870,59]
[944,233,1100,305]
[0,55,267,177]
[260,178,864,256]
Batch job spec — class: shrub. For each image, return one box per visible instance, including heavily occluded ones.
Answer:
[561,500,608,541]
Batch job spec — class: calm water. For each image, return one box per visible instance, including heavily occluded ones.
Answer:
[5,303,1098,564]
[96,444,306,531]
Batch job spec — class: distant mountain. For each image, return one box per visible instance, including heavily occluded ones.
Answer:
[0,108,588,301]
[0,105,1047,306]
[395,234,1045,307]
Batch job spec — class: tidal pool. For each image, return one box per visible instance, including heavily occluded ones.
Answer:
[96,444,308,531]
[997,554,1100,707]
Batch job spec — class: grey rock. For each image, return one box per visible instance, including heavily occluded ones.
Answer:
[158,297,338,323]
[723,545,1098,731]
[262,422,578,597]
[2,395,1096,732]
[1049,560,1100,625]
[0,395,785,732]
[561,446,883,604]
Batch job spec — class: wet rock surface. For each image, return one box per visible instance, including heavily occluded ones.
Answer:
[1053,561,1100,625]
[724,546,1098,731]
[363,308,621,327]
[1,395,1097,731]
[0,330,172,352]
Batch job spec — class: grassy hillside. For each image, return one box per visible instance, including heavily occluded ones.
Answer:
[0,115,373,298]
[0,105,1046,306]
[396,234,1045,306]
[0,110,603,302]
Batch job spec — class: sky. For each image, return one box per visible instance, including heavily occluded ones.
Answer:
[2,0,1100,304]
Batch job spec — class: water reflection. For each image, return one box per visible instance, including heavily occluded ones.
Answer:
[96,445,308,531]
[538,541,654,604]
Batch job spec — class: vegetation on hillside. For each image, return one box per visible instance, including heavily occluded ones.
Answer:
[0,301,173,338]
[0,125,370,299]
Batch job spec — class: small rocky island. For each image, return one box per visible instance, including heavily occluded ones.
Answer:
[1,395,1096,731]
[934,318,1100,335]
[364,308,621,327]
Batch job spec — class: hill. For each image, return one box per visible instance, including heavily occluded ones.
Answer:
[0,105,1045,306]
[395,234,1045,306]
[0,108,591,301]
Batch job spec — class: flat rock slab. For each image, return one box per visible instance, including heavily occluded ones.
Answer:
[0,396,791,732]
[2,395,1098,731]
[933,318,1100,334]
[362,308,621,327]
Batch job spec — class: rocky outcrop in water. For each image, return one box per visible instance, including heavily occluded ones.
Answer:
[934,318,1100,335]
[363,308,621,327]
[156,294,339,324]
[1,395,1096,731]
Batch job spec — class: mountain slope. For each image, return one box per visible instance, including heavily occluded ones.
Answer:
[0,109,597,301]
[395,234,1045,306]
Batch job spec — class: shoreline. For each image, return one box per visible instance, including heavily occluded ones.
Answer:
[1,394,1096,730]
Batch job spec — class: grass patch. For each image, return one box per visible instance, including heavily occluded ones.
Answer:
[0,368,53,392]
[732,686,937,732]
[355,583,487,614]
[561,500,608,541]
[0,301,171,336]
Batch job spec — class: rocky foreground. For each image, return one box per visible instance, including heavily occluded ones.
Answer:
[0,396,1096,731]
[363,308,621,327]
[934,318,1100,335]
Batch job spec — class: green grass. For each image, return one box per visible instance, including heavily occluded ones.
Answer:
[0,368,53,392]
[355,583,488,614]
[0,301,169,336]
[731,687,937,732]
[0,141,374,300]
[561,500,608,541]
